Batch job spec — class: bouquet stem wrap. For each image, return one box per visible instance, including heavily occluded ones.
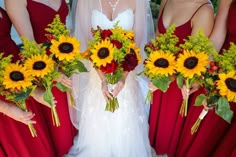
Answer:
[44,87,60,127]
[105,83,119,113]
[191,108,208,134]
[180,78,190,117]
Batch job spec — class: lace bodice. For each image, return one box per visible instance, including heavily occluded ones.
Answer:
[91,9,134,30]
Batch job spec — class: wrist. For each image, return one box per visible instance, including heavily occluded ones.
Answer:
[0,102,10,115]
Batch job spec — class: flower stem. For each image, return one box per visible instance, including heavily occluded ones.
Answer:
[51,103,60,127]
[67,89,76,108]
[180,79,190,117]
[145,90,153,105]
[191,108,208,134]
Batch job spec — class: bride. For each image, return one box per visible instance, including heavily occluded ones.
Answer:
[67,0,155,156]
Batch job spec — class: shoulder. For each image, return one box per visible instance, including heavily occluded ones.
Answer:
[5,0,27,6]
[191,1,214,36]
[194,2,214,18]
[192,2,214,24]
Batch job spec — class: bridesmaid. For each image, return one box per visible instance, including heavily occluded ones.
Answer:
[176,0,236,156]
[0,6,56,157]
[5,0,77,156]
[210,0,236,156]
[148,0,214,156]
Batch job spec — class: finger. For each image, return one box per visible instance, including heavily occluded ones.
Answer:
[106,91,113,99]
[102,92,109,102]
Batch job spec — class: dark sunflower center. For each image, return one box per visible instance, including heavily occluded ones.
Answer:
[98,47,109,59]
[225,78,236,92]
[184,57,198,69]
[33,61,46,70]
[154,58,169,68]
[10,71,24,81]
[58,42,74,53]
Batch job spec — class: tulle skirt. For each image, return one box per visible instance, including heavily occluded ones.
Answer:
[68,67,152,157]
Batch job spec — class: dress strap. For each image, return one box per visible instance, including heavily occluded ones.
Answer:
[160,0,169,17]
[190,2,210,20]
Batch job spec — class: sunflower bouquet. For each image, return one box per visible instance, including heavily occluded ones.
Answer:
[0,53,37,137]
[176,30,214,117]
[143,24,180,103]
[46,14,88,107]
[46,14,87,77]
[191,43,236,134]
[88,24,141,112]
[20,37,62,127]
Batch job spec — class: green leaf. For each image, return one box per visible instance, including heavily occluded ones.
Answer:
[76,60,88,73]
[195,94,207,106]
[152,76,172,92]
[14,88,33,102]
[176,75,184,88]
[215,97,233,124]
[55,82,69,92]
[43,88,54,106]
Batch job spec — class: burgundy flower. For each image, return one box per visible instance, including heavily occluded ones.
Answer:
[121,54,138,72]
[100,60,118,74]
[111,40,123,49]
[101,30,113,40]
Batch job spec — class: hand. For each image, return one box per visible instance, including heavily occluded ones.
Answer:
[56,74,72,89]
[3,104,36,125]
[203,101,214,110]
[32,87,57,108]
[181,84,199,99]
[112,78,126,97]
[101,80,113,102]
[148,81,158,92]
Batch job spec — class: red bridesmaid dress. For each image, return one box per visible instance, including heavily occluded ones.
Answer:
[0,7,56,157]
[26,0,77,156]
[149,2,210,156]
[212,2,236,157]
[176,2,236,157]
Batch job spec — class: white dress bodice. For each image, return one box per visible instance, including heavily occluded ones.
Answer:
[91,9,134,30]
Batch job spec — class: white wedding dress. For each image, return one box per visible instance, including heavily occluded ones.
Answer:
[67,8,152,157]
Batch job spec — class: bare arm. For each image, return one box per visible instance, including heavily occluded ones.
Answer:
[5,0,35,40]
[0,100,36,125]
[191,3,215,36]
[209,0,232,52]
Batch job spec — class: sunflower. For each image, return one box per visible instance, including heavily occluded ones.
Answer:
[176,50,209,78]
[122,30,134,40]
[24,54,54,77]
[3,63,32,90]
[128,43,142,63]
[217,72,236,102]
[145,50,176,77]
[50,35,80,61]
[90,39,114,67]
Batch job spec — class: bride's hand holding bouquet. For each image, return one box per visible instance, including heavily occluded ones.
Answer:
[88,23,141,112]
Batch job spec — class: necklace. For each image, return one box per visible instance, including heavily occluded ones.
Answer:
[108,0,120,19]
